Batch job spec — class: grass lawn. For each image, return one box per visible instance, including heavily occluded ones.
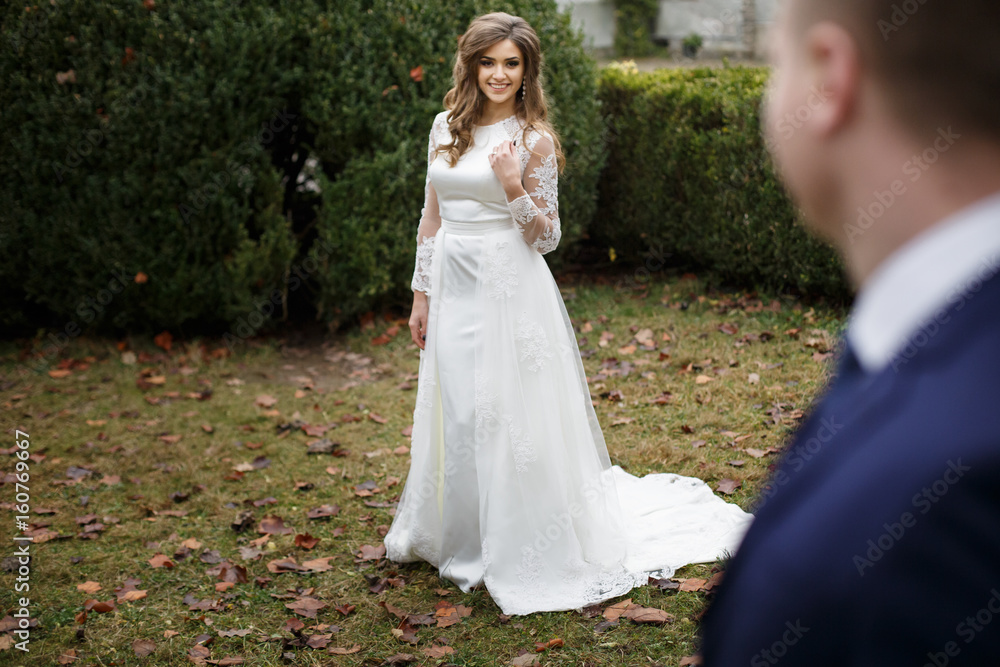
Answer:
[0,274,845,666]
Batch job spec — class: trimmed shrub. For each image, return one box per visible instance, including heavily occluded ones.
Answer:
[0,1,301,336]
[0,0,605,336]
[594,64,850,301]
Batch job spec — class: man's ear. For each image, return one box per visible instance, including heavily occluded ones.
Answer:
[802,21,861,138]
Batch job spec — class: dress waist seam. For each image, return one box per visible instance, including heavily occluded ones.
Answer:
[440,217,517,235]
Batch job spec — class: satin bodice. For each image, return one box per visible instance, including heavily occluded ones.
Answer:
[428,117,519,222]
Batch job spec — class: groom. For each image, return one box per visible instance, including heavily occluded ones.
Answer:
[699,0,1000,665]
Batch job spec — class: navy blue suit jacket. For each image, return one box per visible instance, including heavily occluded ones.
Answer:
[700,270,1000,666]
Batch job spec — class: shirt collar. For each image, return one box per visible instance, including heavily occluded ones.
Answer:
[847,189,1000,374]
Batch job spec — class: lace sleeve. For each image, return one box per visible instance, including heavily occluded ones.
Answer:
[506,131,561,255]
[411,114,446,294]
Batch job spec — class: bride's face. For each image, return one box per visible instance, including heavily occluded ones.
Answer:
[477,39,524,108]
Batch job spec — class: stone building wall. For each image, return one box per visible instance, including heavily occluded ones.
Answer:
[555,0,778,57]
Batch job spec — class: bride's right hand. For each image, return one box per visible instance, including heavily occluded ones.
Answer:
[409,293,429,350]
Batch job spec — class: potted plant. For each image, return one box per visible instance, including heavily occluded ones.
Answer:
[682,32,704,58]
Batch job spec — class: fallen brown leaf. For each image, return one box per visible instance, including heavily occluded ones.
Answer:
[286,596,327,618]
[622,605,674,624]
[716,478,742,495]
[133,638,157,657]
[77,581,102,594]
[423,645,456,658]
[602,598,632,621]
[254,394,278,408]
[355,544,386,561]
[328,644,362,655]
[294,533,320,550]
[148,554,174,569]
[678,578,708,592]
[258,516,293,535]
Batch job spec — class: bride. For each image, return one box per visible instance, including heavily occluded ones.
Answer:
[383,11,752,616]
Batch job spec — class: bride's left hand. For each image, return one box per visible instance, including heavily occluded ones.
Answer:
[488,140,521,193]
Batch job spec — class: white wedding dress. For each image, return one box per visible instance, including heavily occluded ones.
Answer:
[383,110,753,615]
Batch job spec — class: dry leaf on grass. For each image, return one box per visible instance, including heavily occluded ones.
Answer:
[132,639,156,657]
[285,596,327,618]
[147,554,174,569]
[601,598,632,621]
[678,578,709,592]
[328,644,361,655]
[716,478,742,495]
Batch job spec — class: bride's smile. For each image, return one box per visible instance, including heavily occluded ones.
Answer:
[476,38,524,118]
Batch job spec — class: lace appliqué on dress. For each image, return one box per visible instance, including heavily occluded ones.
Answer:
[511,125,543,172]
[528,152,562,254]
[431,113,449,150]
[504,415,538,474]
[531,219,561,255]
[413,354,435,420]
[474,372,500,430]
[508,195,560,256]
[516,545,543,586]
[411,235,435,294]
[386,497,442,566]
[481,536,498,593]
[508,194,541,229]
[499,116,530,170]
[485,239,518,300]
[530,153,558,216]
[515,312,554,372]
[481,536,492,569]
[409,112,447,293]
[409,524,441,565]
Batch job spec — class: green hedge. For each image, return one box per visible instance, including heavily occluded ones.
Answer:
[594,64,850,301]
[1,2,849,342]
[0,0,604,337]
[1,1,305,337]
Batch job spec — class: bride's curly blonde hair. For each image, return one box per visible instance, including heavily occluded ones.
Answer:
[438,12,565,172]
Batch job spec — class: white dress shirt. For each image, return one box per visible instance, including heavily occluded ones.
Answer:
[847,189,1000,374]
